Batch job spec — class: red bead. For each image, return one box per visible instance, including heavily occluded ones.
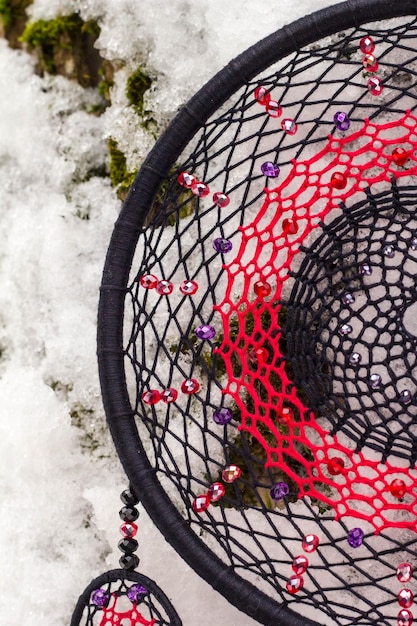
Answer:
[181,378,200,394]
[368,76,383,96]
[398,589,414,609]
[177,171,196,188]
[248,347,269,364]
[192,494,210,513]
[277,407,294,424]
[156,279,173,295]
[362,53,378,73]
[120,522,138,537]
[302,534,319,553]
[222,465,241,483]
[212,192,230,207]
[390,478,407,499]
[397,563,413,583]
[266,99,282,118]
[360,36,375,54]
[286,575,304,595]
[253,280,272,298]
[160,388,178,403]
[208,482,225,502]
[179,279,199,295]
[191,181,210,197]
[139,274,158,289]
[282,218,298,234]
[292,555,309,575]
[331,172,347,190]
[327,457,345,476]
[142,390,161,405]
[281,119,298,135]
[398,609,414,626]
[392,147,409,167]
[254,86,271,105]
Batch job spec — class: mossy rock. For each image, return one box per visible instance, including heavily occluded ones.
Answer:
[20,13,103,88]
[0,0,32,48]
[107,138,138,201]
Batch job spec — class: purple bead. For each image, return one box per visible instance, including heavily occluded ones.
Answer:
[127,583,147,603]
[333,111,351,131]
[347,527,364,548]
[261,161,280,177]
[213,238,233,253]
[195,324,216,340]
[213,407,232,425]
[91,588,110,607]
[270,481,289,501]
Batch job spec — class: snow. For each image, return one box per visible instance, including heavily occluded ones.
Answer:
[0,1,347,625]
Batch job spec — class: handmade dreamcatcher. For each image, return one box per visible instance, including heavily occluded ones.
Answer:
[72,1,417,625]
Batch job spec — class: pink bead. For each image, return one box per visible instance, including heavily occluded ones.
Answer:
[139,274,158,289]
[160,388,178,403]
[192,494,210,513]
[286,575,304,595]
[213,192,230,207]
[302,534,319,553]
[254,86,271,105]
[191,180,210,197]
[156,279,174,295]
[181,378,200,394]
[208,482,225,502]
[397,563,413,583]
[398,589,414,609]
[360,36,375,54]
[327,457,345,476]
[266,100,282,118]
[368,76,383,96]
[281,118,298,135]
[398,609,414,626]
[282,218,298,234]
[253,280,272,298]
[120,522,138,537]
[179,280,199,295]
[177,171,196,188]
[142,390,161,405]
[222,465,241,483]
[362,53,378,73]
[292,555,309,575]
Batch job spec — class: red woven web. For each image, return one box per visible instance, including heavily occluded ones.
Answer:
[99,595,156,626]
[216,111,417,533]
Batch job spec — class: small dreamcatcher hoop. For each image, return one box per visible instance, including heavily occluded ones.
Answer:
[98,1,417,624]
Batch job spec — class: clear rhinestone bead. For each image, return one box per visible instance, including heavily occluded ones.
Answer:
[349,352,361,366]
[342,292,355,305]
[359,263,372,275]
[410,237,417,251]
[369,373,382,389]
[399,389,412,405]
[383,244,395,258]
[339,323,353,336]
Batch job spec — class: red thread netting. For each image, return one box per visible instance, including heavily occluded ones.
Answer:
[216,112,417,532]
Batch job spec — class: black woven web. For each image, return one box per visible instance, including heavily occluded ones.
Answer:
[105,12,417,626]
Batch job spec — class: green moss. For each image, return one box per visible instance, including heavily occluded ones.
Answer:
[126,66,152,114]
[0,0,30,29]
[20,13,103,87]
[107,138,137,200]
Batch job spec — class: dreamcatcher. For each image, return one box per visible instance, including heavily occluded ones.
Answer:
[73,1,417,625]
